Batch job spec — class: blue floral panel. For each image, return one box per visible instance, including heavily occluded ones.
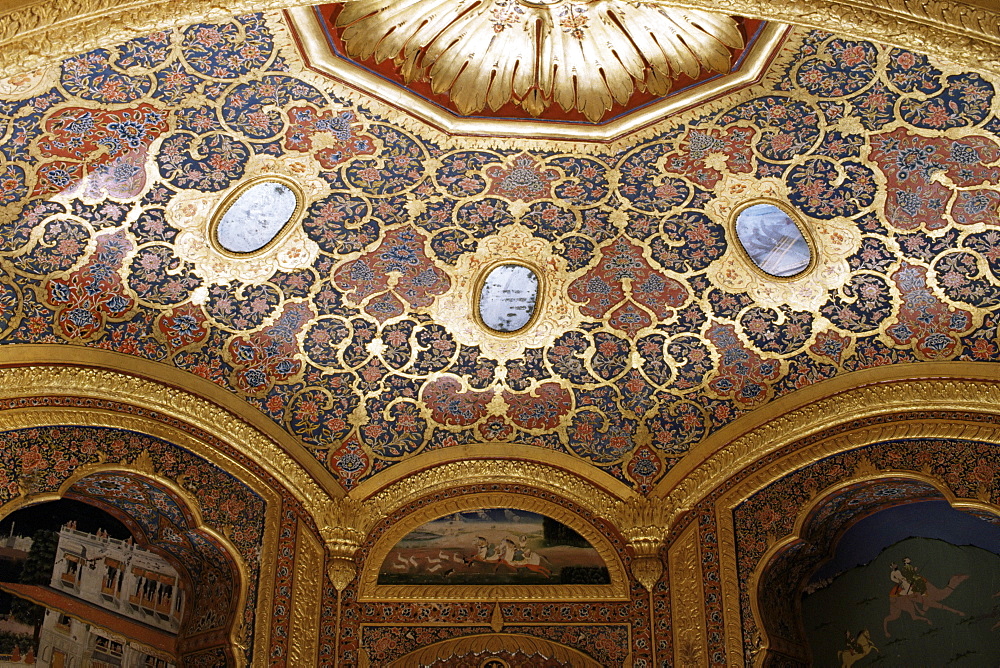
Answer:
[734,203,812,277]
[478,264,539,332]
[215,180,299,254]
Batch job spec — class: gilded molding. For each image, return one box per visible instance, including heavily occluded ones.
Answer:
[349,446,635,502]
[359,459,624,526]
[0,356,336,512]
[658,372,1000,530]
[646,0,1000,74]
[289,520,324,666]
[669,521,707,668]
[358,491,629,601]
[2,0,997,83]
[385,632,604,667]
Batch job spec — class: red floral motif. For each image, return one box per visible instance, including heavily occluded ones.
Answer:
[327,432,370,489]
[45,230,135,341]
[626,444,662,493]
[421,376,492,426]
[885,262,973,360]
[706,323,781,408]
[568,236,688,336]
[869,127,1000,230]
[478,415,514,441]
[157,302,209,353]
[333,226,450,322]
[34,103,169,198]
[503,382,572,430]
[664,127,756,188]
[283,106,376,169]
[485,153,559,201]
[809,329,852,367]
[227,302,313,394]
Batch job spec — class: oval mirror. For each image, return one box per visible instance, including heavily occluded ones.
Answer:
[734,202,812,277]
[214,179,300,254]
[478,264,539,333]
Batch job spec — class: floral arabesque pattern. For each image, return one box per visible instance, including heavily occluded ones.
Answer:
[0,16,998,493]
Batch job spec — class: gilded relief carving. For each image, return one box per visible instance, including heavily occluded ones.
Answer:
[289,520,324,666]
[670,521,707,667]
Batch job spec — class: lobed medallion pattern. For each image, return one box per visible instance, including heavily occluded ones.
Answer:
[0,14,999,491]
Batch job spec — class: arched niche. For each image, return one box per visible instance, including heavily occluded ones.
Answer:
[0,467,246,666]
[358,490,630,602]
[377,632,603,667]
[683,367,1000,667]
[0,417,280,666]
[747,474,1000,666]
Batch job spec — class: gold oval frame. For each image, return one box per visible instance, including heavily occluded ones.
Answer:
[472,259,546,337]
[208,175,306,259]
[728,197,817,282]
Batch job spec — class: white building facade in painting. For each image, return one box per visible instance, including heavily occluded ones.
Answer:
[34,526,183,668]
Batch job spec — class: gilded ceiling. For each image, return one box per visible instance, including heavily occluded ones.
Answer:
[0,11,999,497]
[328,0,747,121]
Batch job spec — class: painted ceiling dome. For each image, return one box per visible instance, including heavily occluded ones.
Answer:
[0,1,999,666]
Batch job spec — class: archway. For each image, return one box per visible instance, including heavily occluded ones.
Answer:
[750,475,1000,665]
[0,469,246,666]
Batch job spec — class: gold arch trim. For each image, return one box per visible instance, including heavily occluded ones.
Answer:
[1,0,998,92]
[744,471,1000,665]
[358,459,626,522]
[351,448,633,502]
[0,344,343,502]
[359,491,630,601]
[655,363,1000,526]
[385,632,604,667]
[0,405,282,666]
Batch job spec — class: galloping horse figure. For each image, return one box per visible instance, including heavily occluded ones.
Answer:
[839,629,878,668]
[495,538,552,577]
[883,574,969,637]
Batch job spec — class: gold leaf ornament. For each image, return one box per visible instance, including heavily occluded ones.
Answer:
[335,0,744,121]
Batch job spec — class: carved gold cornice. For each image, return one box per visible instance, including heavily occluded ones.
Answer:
[655,364,1000,522]
[649,0,1000,75]
[1,1,998,90]
[0,345,342,502]
[358,491,629,601]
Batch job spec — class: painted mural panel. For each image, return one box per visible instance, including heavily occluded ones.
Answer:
[0,499,180,667]
[377,509,609,585]
[802,501,1000,667]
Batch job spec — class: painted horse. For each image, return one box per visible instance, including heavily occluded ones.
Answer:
[839,629,877,668]
[495,538,552,577]
[883,574,968,637]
